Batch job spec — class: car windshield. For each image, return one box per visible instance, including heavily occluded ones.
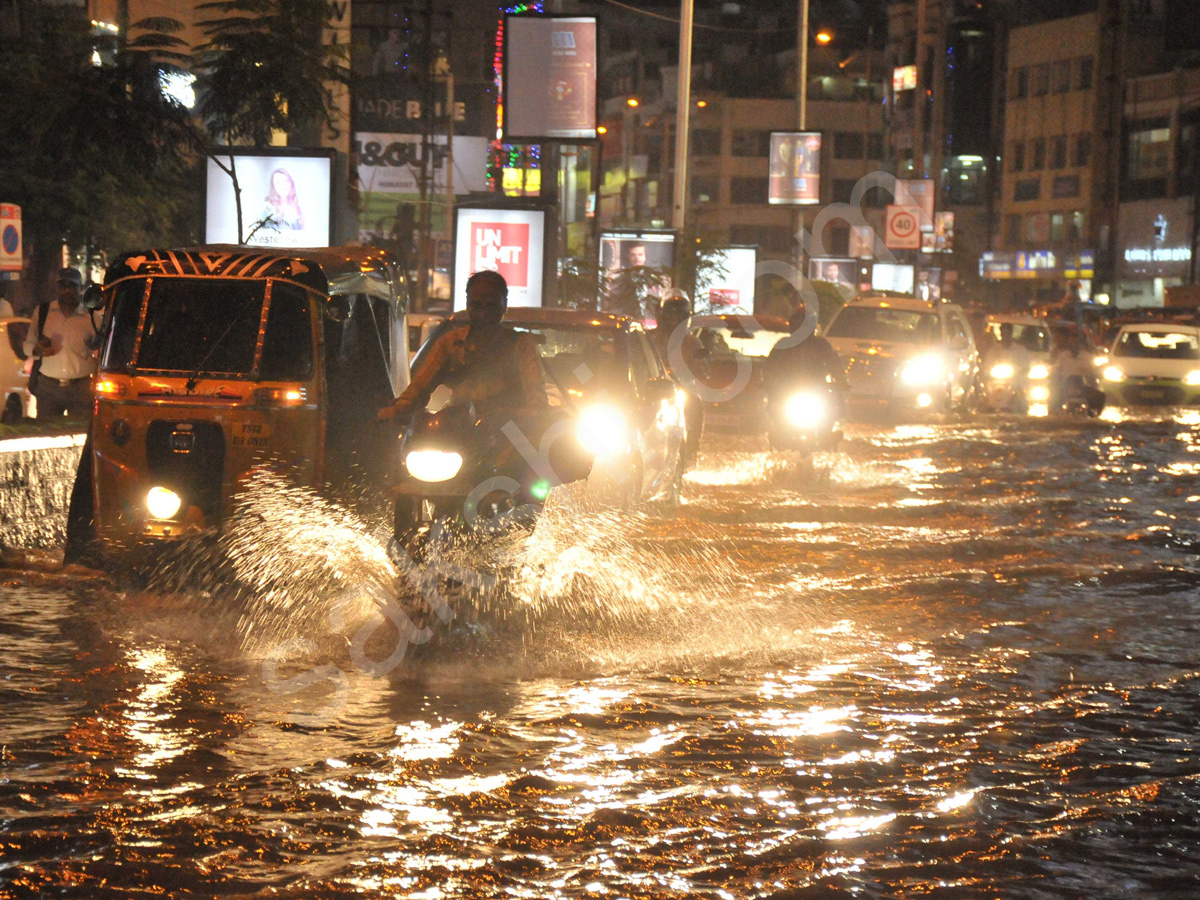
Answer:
[986,322,1051,352]
[511,324,629,395]
[103,277,313,379]
[689,324,788,359]
[1113,330,1200,360]
[827,307,940,343]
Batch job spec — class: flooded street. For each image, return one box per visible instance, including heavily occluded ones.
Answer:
[5,410,1200,898]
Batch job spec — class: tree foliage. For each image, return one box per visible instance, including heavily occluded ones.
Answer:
[195,0,349,147]
[0,3,202,292]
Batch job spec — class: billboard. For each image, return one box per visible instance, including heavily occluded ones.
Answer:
[893,64,917,92]
[808,257,856,290]
[696,246,757,313]
[871,262,915,294]
[453,207,546,309]
[504,16,598,141]
[769,132,822,206]
[600,230,675,315]
[205,151,332,248]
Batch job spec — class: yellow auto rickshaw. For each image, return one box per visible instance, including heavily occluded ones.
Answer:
[68,245,409,555]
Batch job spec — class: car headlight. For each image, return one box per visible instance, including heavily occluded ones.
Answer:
[784,391,827,428]
[989,362,1015,380]
[1103,365,1125,383]
[1094,355,1109,368]
[405,449,463,482]
[1186,370,1200,386]
[146,486,182,519]
[1028,364,1050,380]
[576,404,629,457]
[900,354,944,387]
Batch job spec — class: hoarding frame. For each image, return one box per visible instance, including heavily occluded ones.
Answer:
[768,131,823,206]
[697,244,758,314]
[203,147,336,249]
[502,13,600,143]
[452,200,556,310]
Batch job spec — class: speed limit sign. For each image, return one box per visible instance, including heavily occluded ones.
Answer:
[885,204,920,250]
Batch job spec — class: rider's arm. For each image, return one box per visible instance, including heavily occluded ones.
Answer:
[515,333,549,409]
[380,327,461,419]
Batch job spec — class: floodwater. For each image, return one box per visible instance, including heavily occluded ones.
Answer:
[5,409,1200,898]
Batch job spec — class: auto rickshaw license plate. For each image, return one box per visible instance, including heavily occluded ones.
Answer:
[232,422,271,448]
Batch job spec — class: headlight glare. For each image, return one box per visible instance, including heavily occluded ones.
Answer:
[989,362,1015,380]
[576,404,628,457]
[146,486,182,519]
[405,449,463,482]
[1103,365,1125,383]
[900,354,944,386]
[1028,364,1050,380]
[1186,370,1200,386]
[1028,385,1050,402]
[784,391,826,428]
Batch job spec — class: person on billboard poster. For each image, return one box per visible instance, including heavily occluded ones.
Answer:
[261,168,304,231]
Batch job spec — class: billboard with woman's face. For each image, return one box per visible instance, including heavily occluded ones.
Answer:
[205,152,333,248]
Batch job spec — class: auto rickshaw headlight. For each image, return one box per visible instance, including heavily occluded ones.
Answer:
[405,449,463,482]
[1028,364,1050,380]
[146,486,182,519]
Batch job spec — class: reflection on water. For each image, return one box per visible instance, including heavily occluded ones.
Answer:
[4,411,1200,897]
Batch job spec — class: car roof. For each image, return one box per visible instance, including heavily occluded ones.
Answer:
[844,295,939,313]
[1115,322,1200,334]
[442,307,636,331]
[688,313,790,331]
[985,314,1045,326]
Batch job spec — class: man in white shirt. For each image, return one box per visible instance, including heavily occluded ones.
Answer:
[23,267,97,420]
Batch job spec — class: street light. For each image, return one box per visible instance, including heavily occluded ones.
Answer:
[626,97,639,108]
[816,28,833,45]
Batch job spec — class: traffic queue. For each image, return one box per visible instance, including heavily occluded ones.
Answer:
[6,243,1199,566]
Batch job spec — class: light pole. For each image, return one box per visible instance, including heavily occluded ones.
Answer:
[796,0,810,280]
[672,0,694,232]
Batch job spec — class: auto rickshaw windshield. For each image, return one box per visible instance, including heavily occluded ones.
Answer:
[102,277,314,380]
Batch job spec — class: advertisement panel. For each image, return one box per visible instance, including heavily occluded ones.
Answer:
[871,262,915,294]
[768,132,822,206]
[808,257,856,289]
[205,152,332,248]
[893,64,918,92]
[453,207,546,309]
[599,230,676,315]
[696,246,757,313]
[505,16,597,141]
[354,133,490,241]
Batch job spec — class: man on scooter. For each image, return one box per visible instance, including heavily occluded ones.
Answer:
[763,306,848,404]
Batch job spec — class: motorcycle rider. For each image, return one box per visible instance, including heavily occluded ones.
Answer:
[648,289,705,466]
[763,306,848,406]
[1049,330,1105,415]
[379,269,548,424]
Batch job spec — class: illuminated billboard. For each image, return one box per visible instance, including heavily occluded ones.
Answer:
[768,132,822,206]
[871,262,915,295]
[808,258,857,290]
[893,64,917,92]
[453,206,546,309]
[504,16,598,141]
[696,246,757,313]
[599,230,675,315]
[205,151,333,248]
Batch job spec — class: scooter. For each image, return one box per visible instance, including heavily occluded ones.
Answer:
[766,378,845,454]
[391,390,592,549]
[1054,374,1106,417]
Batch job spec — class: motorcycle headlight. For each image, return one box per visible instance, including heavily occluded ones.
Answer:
[900,354,944,387]
[576,404,629,457]
[1103,365,1125,383]
[784,391,827,427]
[1028,385,1050,402]
[405,449,463,482]
[1028,364,1050,380]
[1186,370,1200,386]
[146,486,182,519]
[989,362,1015,380]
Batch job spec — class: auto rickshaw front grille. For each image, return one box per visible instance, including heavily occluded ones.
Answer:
[146,421,226,520]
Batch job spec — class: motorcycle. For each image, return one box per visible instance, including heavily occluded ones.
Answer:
[766,378,845,454]
[1052,374,1106,417]
[391,388,593,549]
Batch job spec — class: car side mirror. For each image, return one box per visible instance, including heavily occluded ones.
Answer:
[82,284,105,311]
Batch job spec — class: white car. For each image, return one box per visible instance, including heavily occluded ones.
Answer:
[824,295,979,415]
[1,316,34,423]
[1101,323,1200,406]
